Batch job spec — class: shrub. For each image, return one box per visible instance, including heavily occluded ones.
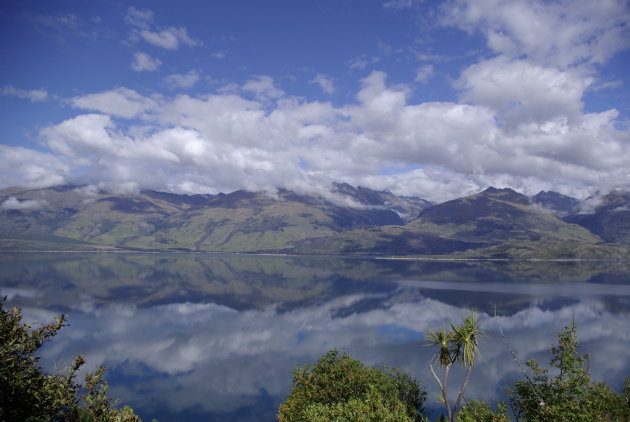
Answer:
[509,320,630,421]
[456,400,509,422]
[0,296,144,422]
[277,349,428,422]
[0,296,80,421]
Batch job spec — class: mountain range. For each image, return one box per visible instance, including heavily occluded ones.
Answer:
[2,183,630,259]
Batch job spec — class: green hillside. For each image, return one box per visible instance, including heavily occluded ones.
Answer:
[2,184,630,259]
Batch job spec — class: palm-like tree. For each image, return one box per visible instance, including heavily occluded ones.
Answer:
[426,313,486,422]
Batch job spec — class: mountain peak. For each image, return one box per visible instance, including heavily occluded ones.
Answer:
[482,186,518,195]
[532,191,579,216]
[329,182,432,222]
[480,187,530,205]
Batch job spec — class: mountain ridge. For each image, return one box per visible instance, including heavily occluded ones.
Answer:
[1,184,630,259]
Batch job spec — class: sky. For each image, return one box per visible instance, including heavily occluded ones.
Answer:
[1,0,629,203]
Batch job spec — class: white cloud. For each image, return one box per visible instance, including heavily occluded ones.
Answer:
[242,75,285,100]
[124,7,153,30]
[348,56,369,70]
[30,12,81,31]
[70,87,157,119]
[2,0,628,204]
[98,181,140,196]
[138,27,201,50]
[131,52,162,72]
[40,114,119,161]
[0,145,68,188]
[445,0,630,68]
[1,196,44,210]
[0,67,618,201]
[348,54,382,71]
[383,0,421,10]
[346,71,409,134]
[414,64,434,83]
[126,7,201,50]
[310,74,335,95]
[458,57,592,129]
[163,70,200,89]
[1,85,49,102]
[27,12,105,41]
[5,0,630,207]
[440,1,630,179]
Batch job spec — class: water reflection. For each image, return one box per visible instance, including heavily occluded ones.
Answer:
[1,253,630,421]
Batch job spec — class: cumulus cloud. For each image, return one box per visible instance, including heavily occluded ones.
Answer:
[163,70,200,89]
[38,113,189,189]
[40,114,120,161]
[310,74,335,95]
[1,1,629,201]
[1,85,49,102]
[0,66,616,201]
[139,27,200,50]
[444,0,630,68]
[458,57,593,129]
[131,52,162,72]
[242,75,285,100]
[70,87,157,118]
[0,145,67,188]
[440,0,630,178]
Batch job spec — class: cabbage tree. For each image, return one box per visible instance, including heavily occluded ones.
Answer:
[426,313,486,422]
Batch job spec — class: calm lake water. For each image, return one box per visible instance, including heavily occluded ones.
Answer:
[2,252,630,421]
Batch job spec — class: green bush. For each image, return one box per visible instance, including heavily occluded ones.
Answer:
[509,320,630,421]
[0,296,144,422]
[456,400,509,422]
[277,349,428,422]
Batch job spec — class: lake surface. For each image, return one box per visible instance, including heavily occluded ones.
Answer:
[2,252,630,421]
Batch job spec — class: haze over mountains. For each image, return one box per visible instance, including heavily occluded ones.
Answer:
[2,183,630,259]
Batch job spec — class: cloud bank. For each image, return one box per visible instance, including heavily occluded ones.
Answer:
[1,0,629,202]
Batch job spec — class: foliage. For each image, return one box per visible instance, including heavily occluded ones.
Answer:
[277,349,428,422]
[509,320,630,421]
[1,295,78,421]
[0,296,145,422]
[300,387,414,422]
[76,365,143,422]
[456,400,509,422]
[426,313,487,422]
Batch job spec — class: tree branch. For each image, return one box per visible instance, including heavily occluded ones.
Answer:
[429,363,452,422]
[499,326,545,405]
[453,364,473,421]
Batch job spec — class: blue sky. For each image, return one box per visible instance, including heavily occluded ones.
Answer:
[1,0,629,202]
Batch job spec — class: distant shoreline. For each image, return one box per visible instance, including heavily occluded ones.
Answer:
[2,248,630,262]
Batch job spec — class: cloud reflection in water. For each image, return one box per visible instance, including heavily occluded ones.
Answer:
[24,288,629,421]
[3,253,630,421]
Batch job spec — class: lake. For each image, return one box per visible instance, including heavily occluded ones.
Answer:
[1,252,630,421]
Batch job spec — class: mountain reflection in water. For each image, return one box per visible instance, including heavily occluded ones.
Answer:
[1,253,630,421]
